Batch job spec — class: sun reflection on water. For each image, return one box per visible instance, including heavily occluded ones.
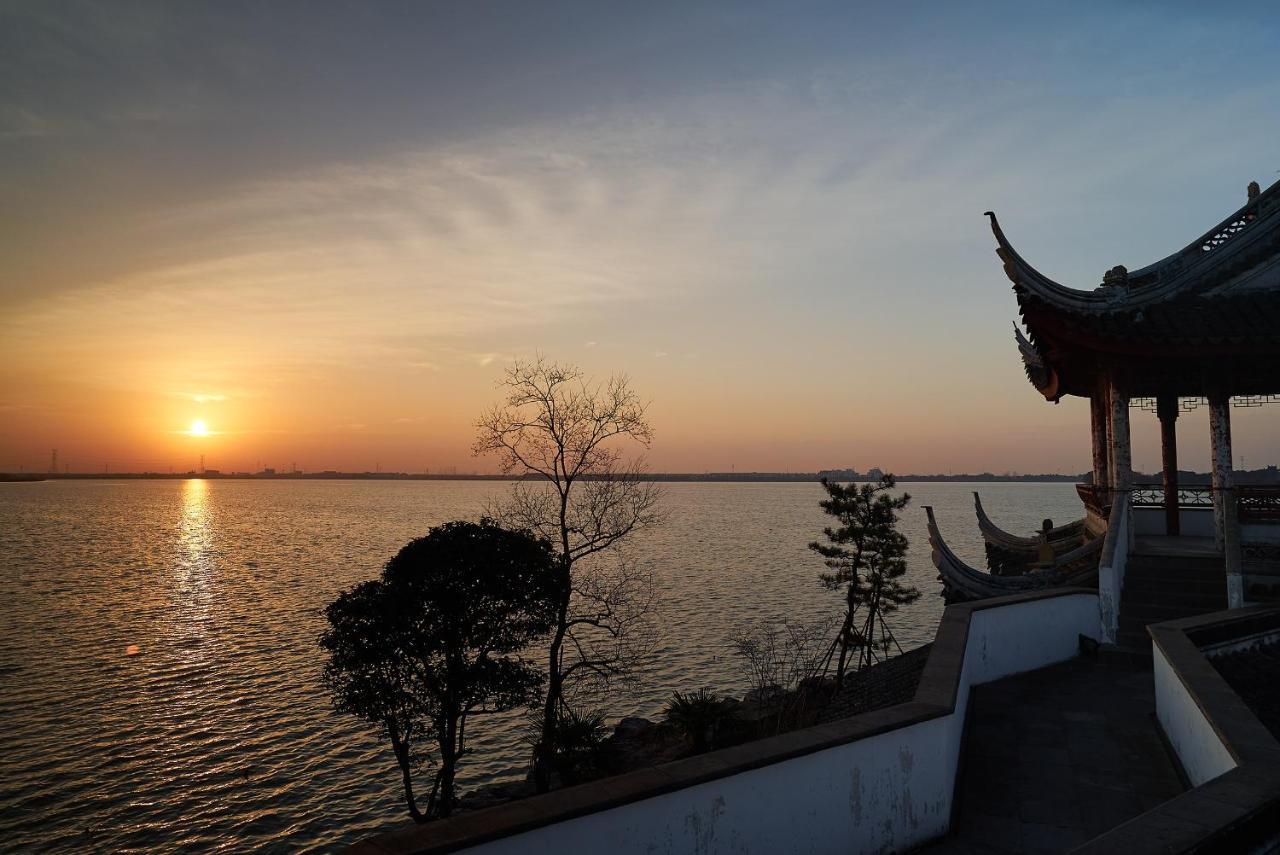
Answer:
[174,479,216,658]
[180,478,213,567]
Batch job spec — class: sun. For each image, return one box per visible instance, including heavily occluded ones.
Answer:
[189,419,209,437]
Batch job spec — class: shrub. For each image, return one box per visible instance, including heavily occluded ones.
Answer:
[664,689,738,753]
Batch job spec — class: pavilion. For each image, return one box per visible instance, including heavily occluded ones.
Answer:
[353,180,1280,855]
[991,177,1280,638]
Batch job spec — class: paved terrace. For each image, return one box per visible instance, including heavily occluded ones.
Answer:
[924,656,1184,853]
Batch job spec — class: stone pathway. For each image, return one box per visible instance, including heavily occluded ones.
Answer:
[922,656,1184,854]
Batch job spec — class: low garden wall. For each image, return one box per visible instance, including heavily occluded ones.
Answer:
[353,590,1099,855]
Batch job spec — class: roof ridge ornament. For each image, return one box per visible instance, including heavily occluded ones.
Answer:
[1249,181,1261,202]
[1013,322,1058,400]
[1102,265,1128,287]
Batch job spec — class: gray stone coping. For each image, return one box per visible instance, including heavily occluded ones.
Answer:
[1070,605,1280,854]
[350,588,1095,854]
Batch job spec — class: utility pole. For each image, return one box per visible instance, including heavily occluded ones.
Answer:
[50,449,58,475]
[200,454,205,474]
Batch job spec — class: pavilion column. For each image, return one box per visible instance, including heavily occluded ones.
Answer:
[1209,394,1244,608]
[1107,380,1132,493]
[1090,386,1110,493]
[1157,395,1180,536]
[1209,395,1233,549]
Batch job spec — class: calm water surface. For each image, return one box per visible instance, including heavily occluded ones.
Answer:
[0,479,1080,852]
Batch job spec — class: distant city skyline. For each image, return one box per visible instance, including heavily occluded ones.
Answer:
[4,2,1280,475]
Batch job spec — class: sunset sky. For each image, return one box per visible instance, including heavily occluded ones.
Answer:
[3,2,1280,474]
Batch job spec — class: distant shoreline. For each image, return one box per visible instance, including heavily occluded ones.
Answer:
[3,472,1088,483]
[6,470,1278,485]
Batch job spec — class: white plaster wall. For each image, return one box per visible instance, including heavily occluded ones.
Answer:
[963,594,1099,683]
[456,594,1099,855]
[1242,523,1280,544]
[1132,507,1215,537]
[1153,644,1236,786]
[471,717,959,855]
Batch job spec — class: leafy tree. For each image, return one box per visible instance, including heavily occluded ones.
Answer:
[320,520,559,821]
[474,356,661,791]
[809,475,920,689]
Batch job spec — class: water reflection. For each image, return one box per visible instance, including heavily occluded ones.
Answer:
[180,478,213,569]
[175,478,215,652]
[0,480,1086,851]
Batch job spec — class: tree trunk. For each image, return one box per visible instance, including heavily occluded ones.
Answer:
[439,713,458,818]
[534,594,569,793]
[533,492,574,793]
[833,611,853,691]
[389,729,425,823]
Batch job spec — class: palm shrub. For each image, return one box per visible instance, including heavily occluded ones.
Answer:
[664,689,738,753]
[545,708,611,785]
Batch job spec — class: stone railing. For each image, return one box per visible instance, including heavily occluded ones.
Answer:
[1097,494,1130,645]
[1130,485,1213,508]
[1238,486,1280,524]
[351,590,1100,855]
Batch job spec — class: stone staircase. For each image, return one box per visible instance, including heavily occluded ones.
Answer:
[1115,551,1228,651]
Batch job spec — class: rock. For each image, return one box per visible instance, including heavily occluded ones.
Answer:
[613,716,654,740]
[461,779,538,811]
[797,675,836,696]
[742,684,785,705]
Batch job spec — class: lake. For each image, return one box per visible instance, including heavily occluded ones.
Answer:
[0,479,1082,852]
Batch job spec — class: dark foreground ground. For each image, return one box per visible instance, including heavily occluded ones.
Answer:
[923,656,1184,853]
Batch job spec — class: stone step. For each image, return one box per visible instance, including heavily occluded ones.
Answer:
[1126,578,1223,599]
[1120,602,1227,624]
[1122,574,1226,591]
[1127,556,1224,572]
[1122,586,1227,603]
[1122,573,1225,590]
[1121,582,1228,600]
[1116,629,1154,650]
[1098,643,1152,665]
[1121,605,1229,623]
[1125,561,1224,576]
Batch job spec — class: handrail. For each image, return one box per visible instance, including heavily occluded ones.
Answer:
[1096,493,1130,645]
[1126,485,1280,523]
[1130,485,1213,508]
[1238,486,1280,524]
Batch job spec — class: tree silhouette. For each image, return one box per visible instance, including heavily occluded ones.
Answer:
[474,356,660,792]
[809,474,919,689]
[320,520,559,820]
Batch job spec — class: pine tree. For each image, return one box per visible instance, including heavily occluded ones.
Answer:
[809,474,920,689]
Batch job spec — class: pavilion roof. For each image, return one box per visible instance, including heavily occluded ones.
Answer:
[991,178,1280,400]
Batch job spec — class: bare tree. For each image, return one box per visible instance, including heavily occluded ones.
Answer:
[474,356,661,790]
[731,614,837,735]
